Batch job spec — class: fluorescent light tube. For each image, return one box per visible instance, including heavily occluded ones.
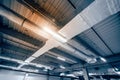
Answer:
[116,71,120,75]
[60,65,66,69]
[60,73,65,76]
[66,74,76,77]
[100,57,107,62]
[57,57,66,61]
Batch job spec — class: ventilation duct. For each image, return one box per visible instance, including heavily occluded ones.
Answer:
[59,43,97,63]
[0,56,52,70]
[0,4,97,64]
[0,64,39,73]
[0,5,49,39]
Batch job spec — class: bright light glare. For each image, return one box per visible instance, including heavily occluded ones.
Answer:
[25,73,29,77]
[60,73,65,76]
[87,58,97,63]
[43,27,67,43]
[73,71,83,75]
[66,74,76,77]
[100,57,107,62]
[60,65,66,69]
[116,71,120,75]
[24,60,30,63]
[57,57,66,61]
[89,73,97,75]
[115,67,119,71]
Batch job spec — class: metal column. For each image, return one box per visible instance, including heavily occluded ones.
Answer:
[47,70,49,80]
[23,73,29,80]
[82,67,90,80]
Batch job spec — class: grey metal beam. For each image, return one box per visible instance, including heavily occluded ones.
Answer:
[0,67,78,79]
[54,53,120,72]
[92,75,120,79]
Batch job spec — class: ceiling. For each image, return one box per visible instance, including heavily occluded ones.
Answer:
[0,0,120,79]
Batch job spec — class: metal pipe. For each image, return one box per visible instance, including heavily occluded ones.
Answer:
[0,56,51,69]
[47,51,77,63]
[59,43,97,63]
[0,4,50,39]
[69,40,98,58]
[0,65,79,79]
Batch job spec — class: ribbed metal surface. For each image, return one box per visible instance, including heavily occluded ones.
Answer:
[1,0,51,41]
[93,12,120,54]
[76,11,120,57]
[22,0,94,26]
[78,29,113,57]
[0,0,120,75]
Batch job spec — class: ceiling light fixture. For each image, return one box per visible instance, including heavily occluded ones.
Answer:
[24,60,30,63]
[57,57,66,61]
[66,74,76,77]
[87,58,97,63]
[114,67,119,71]
[100,57,107,62]
[60,65,66,69]
[116,71,120,75]
[89,73,97,76]
[73,71,83,75]
[43,27,67,43]
[60,73,65,76]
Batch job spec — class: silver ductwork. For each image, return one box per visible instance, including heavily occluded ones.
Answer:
[0,64,40,73]
[47,51,77,63]
[0,56,52,70]
[0,5,50,39]
[68,40,98,58]
[59,43,97,63]
[0,4,97,64]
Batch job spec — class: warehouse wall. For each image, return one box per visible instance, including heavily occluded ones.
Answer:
[0,69,25,80]
[0,69,73,80]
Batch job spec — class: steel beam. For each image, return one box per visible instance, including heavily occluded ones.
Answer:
[82,67,90,80]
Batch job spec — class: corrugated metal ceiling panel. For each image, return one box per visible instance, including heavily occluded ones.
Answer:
[23,0,94,26]
[76,11,120,57]
[93,12,120,54]
[78,29,113,57]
